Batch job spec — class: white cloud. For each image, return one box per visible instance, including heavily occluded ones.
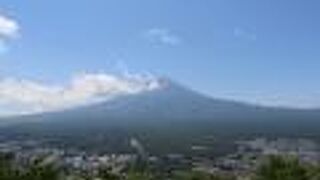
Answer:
[144,28,181,46]
[0,15,19,40]
[233,27,257,41]
[0,14,19,54]
[0,72,163,116]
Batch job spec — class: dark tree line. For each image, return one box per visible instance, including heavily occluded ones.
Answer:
[1,153,320,180]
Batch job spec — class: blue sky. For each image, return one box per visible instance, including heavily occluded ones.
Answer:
[0,0,320,112]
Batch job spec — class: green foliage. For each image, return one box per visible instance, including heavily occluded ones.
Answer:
[3,152,320,180]
[0,153,21,180]
[21,164,60,180]
[254,155,309,180]
[98,167,122,180]
[304,164,320,180]
[126,171,152,180]
[172,170,235,180]
[0,153,60,180]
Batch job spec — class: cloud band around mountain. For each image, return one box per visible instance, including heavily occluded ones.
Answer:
[0,73,162,116]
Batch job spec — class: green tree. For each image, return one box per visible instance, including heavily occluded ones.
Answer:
[98,167,121,180]
[0,153,21,180]
[21,164,60,180]
[254,155,308,180]
[172,170,235,180]
[126,170,153,180]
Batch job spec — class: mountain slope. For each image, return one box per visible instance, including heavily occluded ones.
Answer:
[2,79,320,126]
[1,80,320,155]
